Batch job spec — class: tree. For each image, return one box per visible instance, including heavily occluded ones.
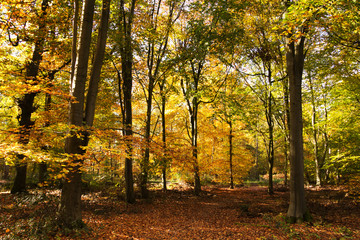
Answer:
[58,0,110,226]
[210,78,253,189]
[157,74,172,191]
[179,55,203,195]
[302,42,333,186]
[176,1,222,195]
[11,0,50,194]
[284,0,312,223]
[117,0,137,204]
[136,0,183,198]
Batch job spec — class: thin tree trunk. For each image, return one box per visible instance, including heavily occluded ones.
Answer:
[180,53,204,196]
[38,92,51,183]
[140,0,177,197]
[70,0,80,89]
[229,120,234,189]
[254,126,260,181]
[157,78,170,191]
[308,76,321,186]
[321,96,329,183]
[140,78,154,199]
[119,0,137,204]
[192,102,201,195]
[85,0,111,127]
[284,135,289,186]
[161,86,167,191]
[266,66,274,195]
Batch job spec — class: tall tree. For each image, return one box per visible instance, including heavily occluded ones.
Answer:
[180,57,203,195]
[177,1,221,195]
[157,75,171,191]
[137,0,183,198]
[58,0,110,226]
[284,0,311,222]
[227,0,287,194]
[117,0,137,204]
[11,0,50,194]
[211,82,247,189]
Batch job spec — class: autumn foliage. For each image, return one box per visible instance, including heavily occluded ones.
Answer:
[1,0,360,237]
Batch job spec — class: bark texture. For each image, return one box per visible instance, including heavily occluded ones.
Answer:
[58,0,111,226]
[265,66,274,195]
[160,81,168,191]
[119,0,137,204]
[286,32,308,223]
[58,0,96,226]
[228,120,234,189]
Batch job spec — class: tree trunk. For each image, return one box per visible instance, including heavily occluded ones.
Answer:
[286,32,308,223]
[12,0,49,193]
[192,102,201,195]
[2,161,10,180]
[140,0,176,197]
[161,85,167,192]
[284,135,289,186]
[58,0,96,226]
[58,0,110,226]
[85,0,111,126]
[308,76,321,186]
[190,62,202,196]
[283,76,290,186]
[119,0,137,204]
[254,128,260,181]
[11,94,35,193]
[38,162,47,183]
[38,92,52,184]
[70,0,80,89]
[320,96,329,184]
[11,161,27,193]
[179,52,204,196]
[58,161,83,227]
[228,120,234,189]
[140,78,154,199]
[266,66,274,195]
[194,164,201,195]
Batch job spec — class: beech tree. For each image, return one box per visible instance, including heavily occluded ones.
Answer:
[9,0,50,194]
[284,0,313,222]
[210,77,253,189]
[58,0,111,226]
[117,0,137,204]
[176,1,223,195]
[136,0,184,198]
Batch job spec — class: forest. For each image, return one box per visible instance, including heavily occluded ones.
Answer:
[0,0,360,239]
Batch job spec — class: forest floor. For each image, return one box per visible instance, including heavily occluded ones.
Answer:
[0,185,360,239]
